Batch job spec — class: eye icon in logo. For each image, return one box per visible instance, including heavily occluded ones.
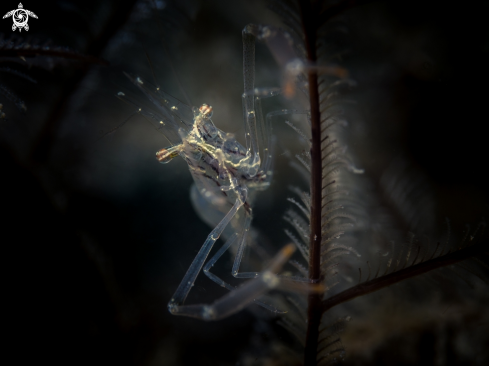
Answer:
[3,3,38,32]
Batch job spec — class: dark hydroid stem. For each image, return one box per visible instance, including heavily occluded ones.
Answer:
[321,240,488,313]
[299,1,322,365]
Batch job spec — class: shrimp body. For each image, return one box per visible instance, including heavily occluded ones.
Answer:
[157,103,268,213]
[121,24,299,320]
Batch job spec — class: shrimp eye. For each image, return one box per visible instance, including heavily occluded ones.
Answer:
[156,147,180,164]
[199,104,213,118]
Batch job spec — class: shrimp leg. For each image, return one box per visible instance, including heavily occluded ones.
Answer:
[242,24,260,176]
[168,195,244,317]
[180,244,295,321]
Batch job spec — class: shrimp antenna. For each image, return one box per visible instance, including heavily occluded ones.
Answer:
[129,33,161,91]
[95,112,138,142]
[144,50,160,91]
[150,0,193,107]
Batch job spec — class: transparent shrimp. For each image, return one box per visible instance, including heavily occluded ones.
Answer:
[119,24,313,320]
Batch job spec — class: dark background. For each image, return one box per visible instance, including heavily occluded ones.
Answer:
[1,0,488,365]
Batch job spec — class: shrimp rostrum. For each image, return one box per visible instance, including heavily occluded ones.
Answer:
[121,24,305,320]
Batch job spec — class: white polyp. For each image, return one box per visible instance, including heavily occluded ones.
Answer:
[261,271,280,288]
[203,306,215,320]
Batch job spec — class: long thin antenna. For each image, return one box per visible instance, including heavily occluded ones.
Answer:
[95,112,137,142]
[145,50,160,90]
[150,0,193,106]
